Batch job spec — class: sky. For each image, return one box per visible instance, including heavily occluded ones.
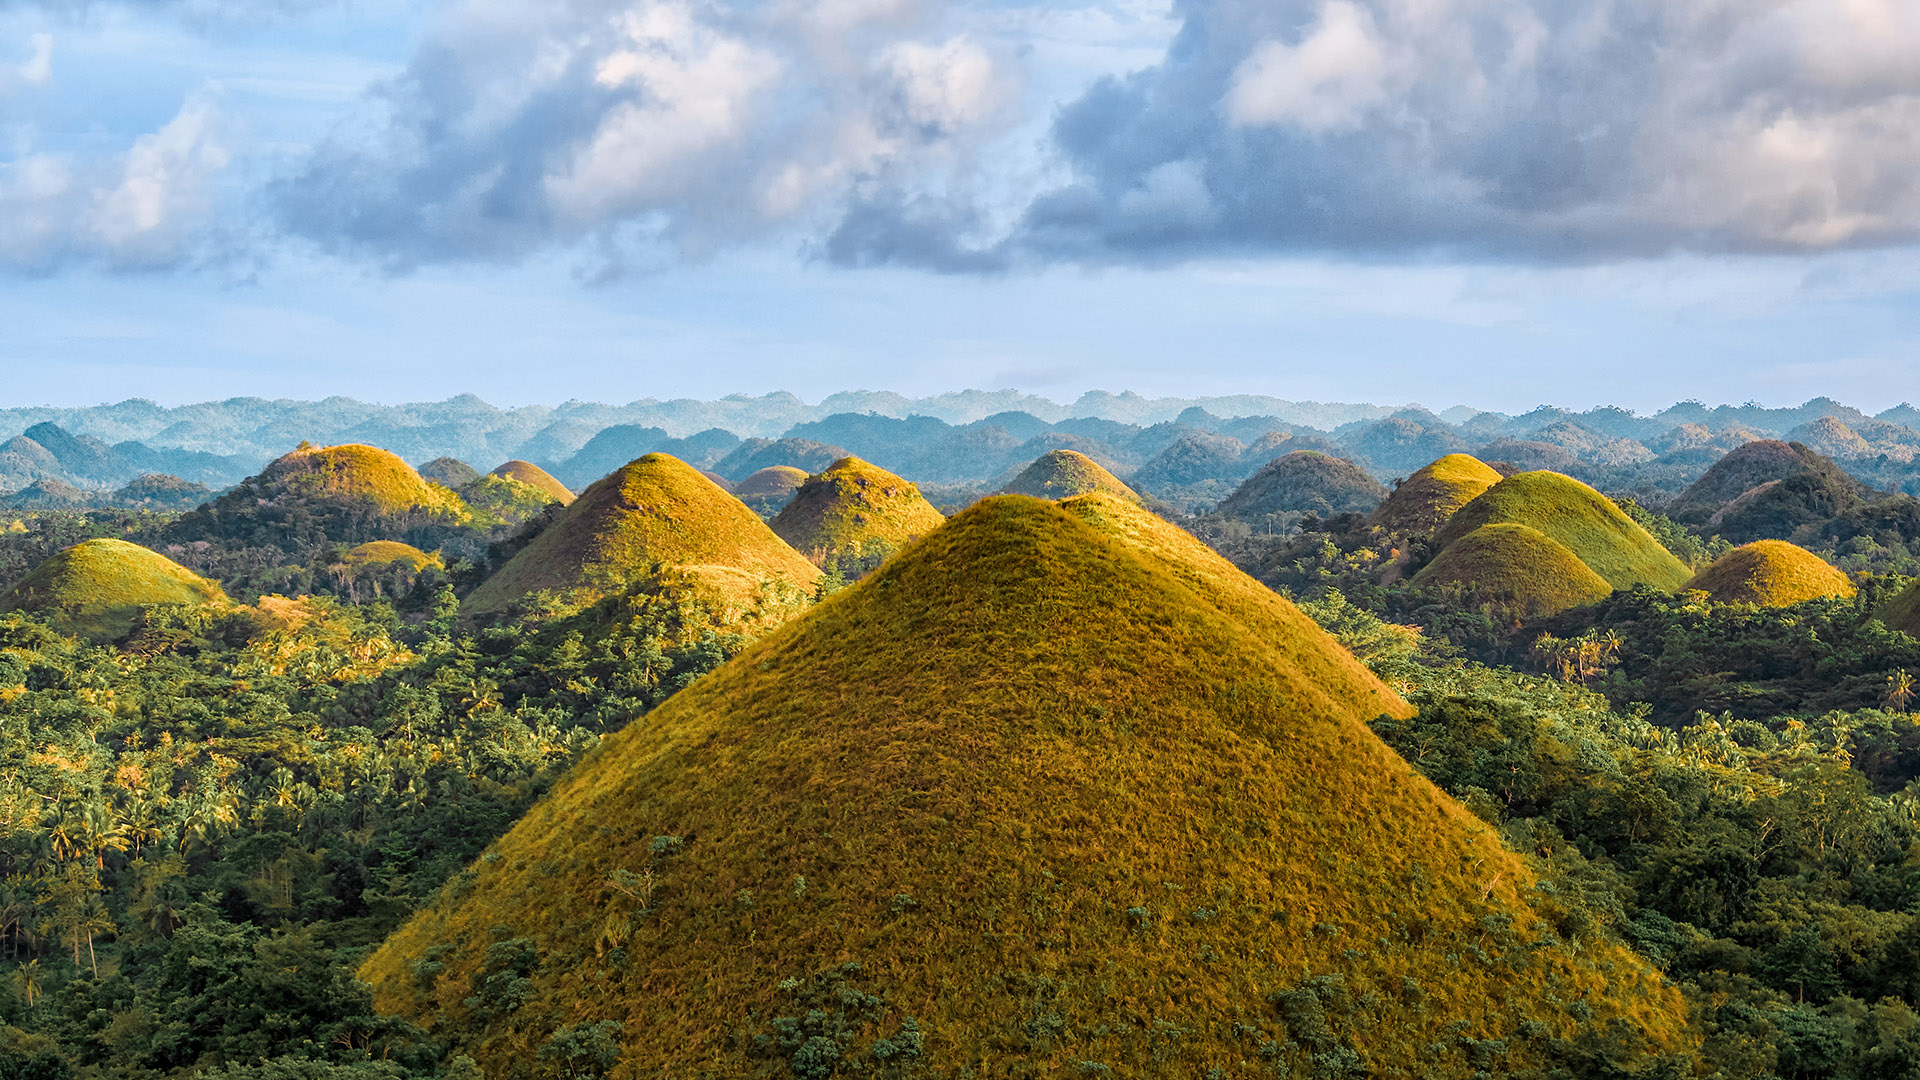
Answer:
[4,0,1920,414]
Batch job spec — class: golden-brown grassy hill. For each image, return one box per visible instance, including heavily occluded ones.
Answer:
[1685,540,1854,607]
[998,449,1139,502]
[1369,454,1503,534]
[1,538,227,640]
[732,465,809,515]
[258,443,469,518]
[1414,522,1613,618]
[462,453,818,618]
[363,496,1685,1077]
[488,460,574,505]
[770,457,944,568]
[1435,470,1691,591]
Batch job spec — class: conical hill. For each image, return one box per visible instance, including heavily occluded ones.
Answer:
[1218,450,1386,518]
[1413,523,1612,617]
[1686,540,1854,607]
[487,460,574,505]
[364,496,1685,1075]
[770,457,944,568]
[1,539,227,641]
[998,448,1139,502]
[176,443,470,546]
[463,453,818,618]
[1434,470,1691,591]
[1369,453,1503,534]
[733,465,809,514]
[254,444,467,517]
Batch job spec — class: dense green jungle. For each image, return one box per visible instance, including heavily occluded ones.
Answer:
[1,431,1919,1079]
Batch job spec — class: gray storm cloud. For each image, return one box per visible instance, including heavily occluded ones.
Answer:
[277,0,1015,269]
[836,0,1920,266]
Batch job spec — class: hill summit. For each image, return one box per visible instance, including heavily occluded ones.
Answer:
[732,465,809,515]
[1,539,227,640]
[1414,522,1612,617]
[487,460,573,505]
[364,496,1684,1076]
[770,457,944,569]
[462,453,818,617]
[1369,453,1503,534]
[1217,450,1386,518]
[1685,540,1855,607]
[997,449,1139,502]
[1435,470,1691,591]
[174,443,471,547]
[254,443,468,517]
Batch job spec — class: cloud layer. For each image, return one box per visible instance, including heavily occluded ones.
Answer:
[277,0,1014,269]
[954,0,1920,265]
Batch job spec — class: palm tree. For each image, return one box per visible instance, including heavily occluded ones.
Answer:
[12,959,42,1008]
[76,894,114,979]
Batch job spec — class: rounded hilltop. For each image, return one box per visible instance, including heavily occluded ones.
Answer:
[1434,470,1691,591]
[1217,450,1386,517]
[770,456,944,569]
[363,495,1686,1077]
[1370,453,1503,534]
[997,449,1139,503]
[1686,540,1854,607]
[254,443,469,517]
[340,541,440,573]
[1413,522,1612,617]
[1,539,227,641]
[732,465,809,515]
[486,460,573,505]
[462,452,818,618]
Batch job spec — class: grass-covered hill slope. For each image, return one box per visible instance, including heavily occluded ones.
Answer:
[363,496,1685,1077]
[769,456,944,567]
[341,540,440,573]
[1435,471,1692,591]
[463,453,818,618]
[172,442,472,548]
[1217,450,1386,517]
[732,465,809,514]
[487,460,573,505]
[1369,453,1503,534]
[1665,440,1867,526]
[0,538,227,640]
[1413,523,1613,617]
[1882,579,1920,636]
[417,457,480,487]
[998,448,1139,502]
[1684,540,1855,606]
[257,443,468,517]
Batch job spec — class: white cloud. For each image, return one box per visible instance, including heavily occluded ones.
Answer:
[1226,1,1391,132]
[18,31,50,85]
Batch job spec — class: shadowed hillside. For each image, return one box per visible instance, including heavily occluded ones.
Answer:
[363,496,1684,1076]
[1218,450,1386,518]
[1685,541,1854,607]
[1435,471,1692,591]
[463,453,818,618]
[732,465,809,515]
[0,538,227,640]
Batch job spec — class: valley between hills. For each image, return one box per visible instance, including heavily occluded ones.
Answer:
[0,393,1918,1077]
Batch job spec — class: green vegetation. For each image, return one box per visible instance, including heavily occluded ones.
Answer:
[463,454,818,619]
[1685,540,1856,607]
[485,462,572,506]
[0,538,227,640]
[1435,470,1692,591]
[1882,578,1920,636]
[417,458,481,487]
[458,476,561,528]
[731,466,809,515]
[997,449,1139,503]
[1369,453,1503,534]
[1413,523,1613,618]
[1216,450,1386,518]
[365,496,1684,1076]
[769,456,944,575]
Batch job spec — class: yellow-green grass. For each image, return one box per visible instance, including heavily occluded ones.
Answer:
[259,443,470,520]
[0,538,227,641]
[488,460,574,505]
[463,453,818,618]
[363,496,1686,1076]
[1413,523,1613,618]
[1435,470,1691,591]
[1369,453,1503,534]
[341,541,442,573]
[1686,540,1855,607]
[459,475,562,525]
[1882,579,1920,637]
[998,448,1140,503]
[770,456,945,567]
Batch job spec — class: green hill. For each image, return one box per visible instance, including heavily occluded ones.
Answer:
[733,465,809,515]
[364,496,1686,1076]
[770,457,945,568]
[341,541,441,573]
[1217,450,1386,517]
[417,457,481,487]
[0,538,227,640]
[1434,471,1691,591]
[487,460,573,505]
[1413,523,1613,617]
[1882,579,1920,636]
[463,453,818,618]
[998,449,1139,502]
[1686,540,1854,607]
[1369,454,1503,534]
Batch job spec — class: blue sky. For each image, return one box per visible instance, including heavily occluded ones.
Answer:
[5,0,1920,414]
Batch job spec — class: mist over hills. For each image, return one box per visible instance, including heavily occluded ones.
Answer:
[9,392,1920,511]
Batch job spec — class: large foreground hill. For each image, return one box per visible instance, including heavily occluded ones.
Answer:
[363,496,1683,1076]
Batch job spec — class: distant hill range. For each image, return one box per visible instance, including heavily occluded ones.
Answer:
[8,392,1920,512]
